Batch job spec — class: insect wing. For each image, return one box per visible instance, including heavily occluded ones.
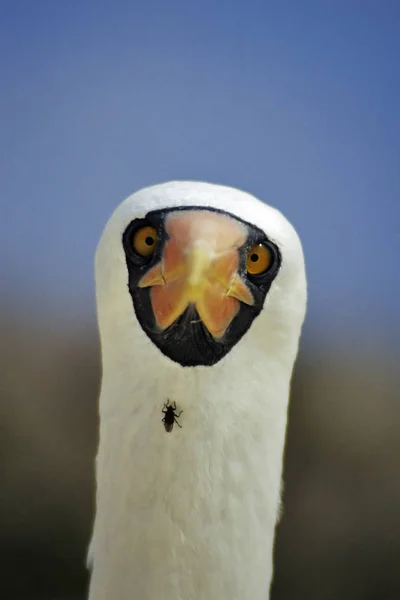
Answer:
[164,421,173,433]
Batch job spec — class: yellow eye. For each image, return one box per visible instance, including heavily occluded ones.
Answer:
[246,244,273,275]
[133,226,158,257]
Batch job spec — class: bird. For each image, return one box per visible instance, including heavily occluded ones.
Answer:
[87,181,307,600]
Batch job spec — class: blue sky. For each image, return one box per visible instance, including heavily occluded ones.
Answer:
[1,1,399,344]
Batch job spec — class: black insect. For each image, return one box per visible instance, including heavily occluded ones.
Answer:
[162,400,183,432]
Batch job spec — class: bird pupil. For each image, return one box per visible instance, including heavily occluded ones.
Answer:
[145,236,154,246]
[250,253,258,262]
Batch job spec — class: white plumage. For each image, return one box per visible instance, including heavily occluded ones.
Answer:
[88,181,307,600]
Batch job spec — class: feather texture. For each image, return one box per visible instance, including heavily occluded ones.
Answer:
[88,181,307,600]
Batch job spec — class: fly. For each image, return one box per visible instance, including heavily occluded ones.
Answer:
[162,400,183,432]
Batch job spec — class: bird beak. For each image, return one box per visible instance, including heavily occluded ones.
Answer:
[138,210,254,339]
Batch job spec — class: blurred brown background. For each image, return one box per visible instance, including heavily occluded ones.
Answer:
[1,308,399,600]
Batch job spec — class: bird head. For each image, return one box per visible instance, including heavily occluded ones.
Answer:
[95,181,306,369]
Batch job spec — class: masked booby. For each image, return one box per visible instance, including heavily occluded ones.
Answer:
[88,181,307,600]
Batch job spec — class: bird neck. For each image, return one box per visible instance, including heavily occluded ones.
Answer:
[88,323,298,600]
